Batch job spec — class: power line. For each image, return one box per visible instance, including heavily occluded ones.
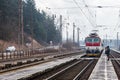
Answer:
[82,0,97,27]
[86,5,120,8]
[73,0,96,27]
[113,9,120,33]
[82,0,94,18]
[46,5,120,10]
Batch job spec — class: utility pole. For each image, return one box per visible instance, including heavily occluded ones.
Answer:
[106,34,107,46]
[66,26,68,43]
[0,10,2,24]
[59,15,62,53]
[73,23,76,44]
[117,32,119,49]
[77,27,80,46]
[30,4,34,52]
[60,15,62,44]
[18,0,24,50]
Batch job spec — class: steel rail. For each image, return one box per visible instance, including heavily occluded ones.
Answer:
[73,60,94,80]
[111,54,120,66]
[44,59,84,80]
[112,50,120,57]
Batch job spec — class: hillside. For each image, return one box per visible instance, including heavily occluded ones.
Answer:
[0,0,61,49]
[0,37,43,51]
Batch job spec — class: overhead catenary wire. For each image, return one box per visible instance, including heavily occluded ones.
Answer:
[73,0,96,27]
[116,10,120,29]
[82,0,97,26]
[48,7,89,38]
[47,5,120,10]
[45,1,120,38]
[82,0,97,28]
[112,9,120,36]
[82,0,94,18]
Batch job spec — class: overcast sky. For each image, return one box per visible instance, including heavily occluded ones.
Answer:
[35,0,120,40]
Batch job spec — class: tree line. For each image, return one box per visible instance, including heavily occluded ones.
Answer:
[0,0,61,45]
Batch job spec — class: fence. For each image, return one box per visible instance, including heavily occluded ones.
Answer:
[0,47,60,61]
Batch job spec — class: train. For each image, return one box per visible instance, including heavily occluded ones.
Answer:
[85,33,103,56]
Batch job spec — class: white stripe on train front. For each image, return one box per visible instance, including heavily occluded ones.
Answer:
[85,46,102,50]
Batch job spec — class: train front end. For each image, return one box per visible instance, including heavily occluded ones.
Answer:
[85,33,102,56]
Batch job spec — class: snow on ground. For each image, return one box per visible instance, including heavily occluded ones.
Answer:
[0,54,84,80]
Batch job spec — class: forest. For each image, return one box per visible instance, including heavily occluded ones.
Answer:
[0,0,61,45]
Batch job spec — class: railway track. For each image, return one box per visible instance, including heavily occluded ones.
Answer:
[24,59,98,80]
[45,60,96,80]
[0,51,84,73]
[111,50,120,58]
[110,50,120,79]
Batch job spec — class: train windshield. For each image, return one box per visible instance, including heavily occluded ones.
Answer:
[86,37,100,43]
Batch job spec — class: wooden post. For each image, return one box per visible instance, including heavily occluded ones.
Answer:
[1,51,4,60]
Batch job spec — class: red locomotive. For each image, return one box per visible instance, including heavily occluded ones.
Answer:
[85,33,103,56]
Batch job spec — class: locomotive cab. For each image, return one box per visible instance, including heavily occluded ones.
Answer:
[85,33,102,56]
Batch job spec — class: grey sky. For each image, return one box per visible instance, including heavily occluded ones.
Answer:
[35,0,120,40]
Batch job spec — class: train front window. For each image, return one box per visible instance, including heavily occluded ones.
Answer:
[86,38,92,42]
[86,38,100,43]
[94,38,100,42]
